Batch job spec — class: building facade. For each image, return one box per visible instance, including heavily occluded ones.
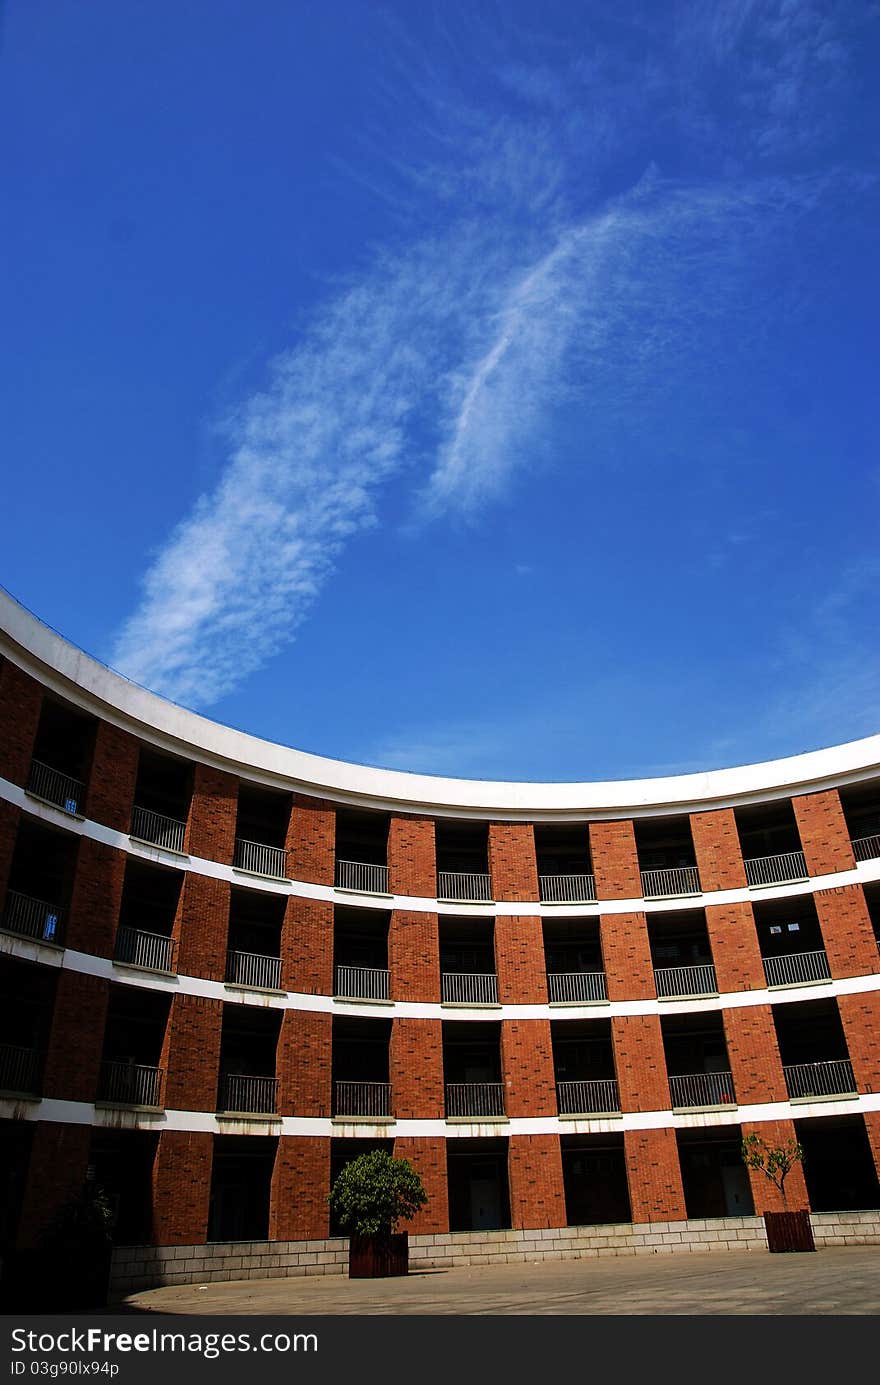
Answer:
[1,588,880,1288]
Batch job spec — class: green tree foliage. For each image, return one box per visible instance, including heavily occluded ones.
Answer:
[741,1133,804,1209]
[328,1150,427,1236]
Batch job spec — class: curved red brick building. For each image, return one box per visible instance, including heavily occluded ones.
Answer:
[1,588,879,1289]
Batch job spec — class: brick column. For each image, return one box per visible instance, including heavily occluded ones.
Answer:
[0,799,20,902]
[43,971,110,1102]
[388,909,439,1003]
[387,815,435,897]
[66,839,126,957]
[837,993,880,1093]
[495,914,548,1004]
[270,1137,330,1240]
[393,1137,449,1233]
[286,794,335,886]
[690,808,747,891]
[863,1112,880,1189]
[488,823,538,902]
[390,1018,444,1119]
[612,1015,671,1112]
[84,721,140,833]
[17,1122,93,1247]
[705,902,765,992]
[792,789,856,876]
[590,820,642,900]
[722,1005,788,1104]
[501,1019,557,1118]
[282,896,333,994]
[0,659,42,786]
[601,912,654,1001]
[278,1011,332,1118]
[740,1118,810,1213]
[187,763,237,863]
[151,1131,213,1245]
[161,994,223,1111]
[508,1134,566,1230]
[814,885,880,979]
[174,874,229,982]
[624,1129,686,1223]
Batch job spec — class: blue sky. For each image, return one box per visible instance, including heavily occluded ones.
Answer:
[2,1,879,782]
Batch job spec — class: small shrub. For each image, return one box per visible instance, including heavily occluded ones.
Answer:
[328,1150,427,1237]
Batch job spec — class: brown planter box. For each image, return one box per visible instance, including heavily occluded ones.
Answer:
[763,1210,815,1253]
[348,1232,409,1278]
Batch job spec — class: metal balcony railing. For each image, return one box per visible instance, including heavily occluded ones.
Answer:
[217,1073,279,1114]
[743,850,808,888]
[783,1059,857,1101]
[114,926,176,973]
[1,890,63,945]
[334,1081,392,1118]
[556,1078,620,1115]
[225,950,282,991]
[98,1060,164,1108]
[26,760,84,814]
[640,866,702,899]
[445,1083,506,1119]
[762,949,831,988]
[437,871,492,902]
[851,833,880,863]
[441,971,498,1005]
[130,805,186,853]
[654,962,718,998]
[669,1071,736,1109]
[233,838,286,878]
[547,971,608,1004]
[0,1044,40,1095]
[333,965,390,1001]
[334,860,390,894]
[539,873,597,903]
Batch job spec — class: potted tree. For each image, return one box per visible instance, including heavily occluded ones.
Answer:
[741,1133,815,1252]
[328,1149,427,1278]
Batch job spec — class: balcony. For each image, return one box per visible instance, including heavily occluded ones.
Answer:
[763,949,831,988]
[669,1071,736,1110]
[114,926,176,974]
[26,760,84,815]
[654,962,717,999]
[445,1082,506,1119]
[333,964,390,1001]
[852,833,880,863]
[333,1080,392,1118]
[1,889,63,945]
[783,1058,857,1101]
[640,866,702,899]
[225,950,282,991]
[0,1043,40,1096]
[233,838,286,879]
[130,805,186,853]
[334,860,390,894]
[97,1060,164,1108]
[437,871,492,903]
[744,850,808,888]
[441,972,498,1005]
[539,873,597,904]
[547,971,608,1004]
[556,1078,620,1115]
[217,1073,279,1115]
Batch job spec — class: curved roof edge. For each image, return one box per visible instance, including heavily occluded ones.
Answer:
[2,587,879,819]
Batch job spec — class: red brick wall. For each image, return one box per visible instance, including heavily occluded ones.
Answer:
[187,763,237,863]
[0,659,42,785]
[84,721,139,833]
[278,1010,331,1117]
[601,912,654,1001]
[814,885,880,980]
[722,1005,788,1104]
[66,838,125,957]
[161,994,223,1111]
[0,798,20,903]
[282,895,333,994]
[690,808,747,891]
[388,909,439,1002]
[837,992,880,1093]
[286,794,335,885]
[501,1019,557,1118]
[862,1112,880,1187]
[390,1018,444,1119]
[792,789,856,876]
[388,815,435,896]
[42,971,109,1102]
[151,1131,213,1244]
[740,1118,810,1213]
[17,1122,93,1247]
[393,1136,449,1233]
[590,820,642,900]
[705,902,765,992]
[174,874,229,982]
[624,1128,687,1223]
[508,1134,567,1230]
[612,1015,671,1112]
[495,914,548,1004]
[270,1137,330,1240]
[488,823,538,902]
